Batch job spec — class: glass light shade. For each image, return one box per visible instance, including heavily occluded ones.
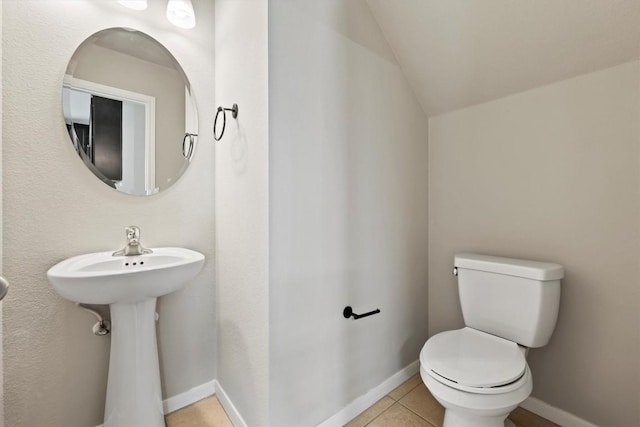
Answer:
[117,0,148,10]
[166,0,196,29]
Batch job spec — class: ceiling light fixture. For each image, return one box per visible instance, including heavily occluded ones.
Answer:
[117,0,148,10]
[166,0,196,29]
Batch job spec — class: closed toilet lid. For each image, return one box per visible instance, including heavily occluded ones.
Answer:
[421,327,526,388]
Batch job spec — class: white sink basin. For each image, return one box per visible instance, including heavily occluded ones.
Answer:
[47,247,204,427]
[47,247,204,304]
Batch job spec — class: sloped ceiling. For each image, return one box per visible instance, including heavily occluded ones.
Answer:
[366,0,640,116]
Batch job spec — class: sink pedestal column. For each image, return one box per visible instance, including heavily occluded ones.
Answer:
[104,297,165,427]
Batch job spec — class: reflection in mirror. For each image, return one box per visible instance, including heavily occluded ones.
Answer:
[62,28,198,196]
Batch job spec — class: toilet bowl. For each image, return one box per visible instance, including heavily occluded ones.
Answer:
[420,327,533,427]
[420,253,563,427]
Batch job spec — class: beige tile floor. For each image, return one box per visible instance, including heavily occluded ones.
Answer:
[165,396,233,427]
[346,374,559,427]
[165,375,558,427]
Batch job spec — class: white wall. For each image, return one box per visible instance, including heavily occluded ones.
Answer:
[2,1,216,426]
[0,1,4,425]
[428,61,640,426]
[268,1,429,425]
[214,1,270,426]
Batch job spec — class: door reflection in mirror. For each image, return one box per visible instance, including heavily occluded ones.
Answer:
[63,78,155,194]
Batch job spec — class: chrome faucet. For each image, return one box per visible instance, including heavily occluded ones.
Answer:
[113,226,153,257]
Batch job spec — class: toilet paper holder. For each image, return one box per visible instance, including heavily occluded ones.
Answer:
[343,306,380,320]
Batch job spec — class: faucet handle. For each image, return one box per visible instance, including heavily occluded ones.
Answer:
[125,226,141,242]
[113,226,151,257]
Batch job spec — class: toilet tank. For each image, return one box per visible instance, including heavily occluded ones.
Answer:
[455,253,564,348]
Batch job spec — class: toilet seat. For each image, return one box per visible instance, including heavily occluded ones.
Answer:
[420,327,527,395]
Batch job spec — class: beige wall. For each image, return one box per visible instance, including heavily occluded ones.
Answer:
[214,1,270,426]
[2,1,215,426]
[428,61,640,426]
[72,43,188,190]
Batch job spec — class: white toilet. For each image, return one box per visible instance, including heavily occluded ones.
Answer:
[420,253,563,427]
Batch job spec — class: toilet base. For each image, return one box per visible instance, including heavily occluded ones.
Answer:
[443,409,512,427]
[421,366,532,427]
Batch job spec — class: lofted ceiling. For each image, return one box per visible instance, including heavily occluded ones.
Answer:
[366,0,640,116]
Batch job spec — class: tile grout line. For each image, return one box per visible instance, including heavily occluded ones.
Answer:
[396,399,439,427]
[361,402,397,427]
[362,382,438,427]
[395,381,442,427]
[355,379,424,427]
[396,382,441,427]
[363,401,438,427]
[389,381,422,402]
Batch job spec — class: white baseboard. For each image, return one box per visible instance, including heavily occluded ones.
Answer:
[313,361,597,427]
[163,379,216,414]
[94,373,595,427]
[93,378,222,427]
[521,396,598,427]
[317,360,420,427]
[214,380,248,427]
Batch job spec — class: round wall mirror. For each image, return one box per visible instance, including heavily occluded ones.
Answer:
[62,28,198,196]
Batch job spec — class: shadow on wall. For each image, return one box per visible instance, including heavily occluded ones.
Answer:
[218,320,255,422]
[228,120,248,174]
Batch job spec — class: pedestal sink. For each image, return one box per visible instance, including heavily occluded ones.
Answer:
[47,247,205,427]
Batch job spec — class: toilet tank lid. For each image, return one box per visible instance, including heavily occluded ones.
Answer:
[455,253,564,281]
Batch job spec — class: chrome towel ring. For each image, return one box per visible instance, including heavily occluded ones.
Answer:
[213,103,239,141]
[182,133,198,159]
